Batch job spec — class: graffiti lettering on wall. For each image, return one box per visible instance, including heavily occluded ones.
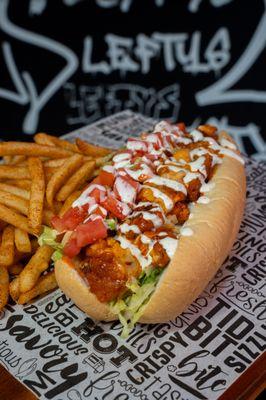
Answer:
[0,0,231,133]
[64,83,180,125]
[28,0,235,15]
[82,30,230,75]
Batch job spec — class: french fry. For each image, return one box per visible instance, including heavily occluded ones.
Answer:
[34,132,81,153]
[0,190,28,215]
[0,142,74,158]
[14,228,31,253]
[18,271,57,304]
[0,190,53,226]
[19,245,54,293]
[5,179,31,190]
[9,263,24,276]
[46,154,83,210]
[0,226,15,266]
[76,138,113,157]
[56,160,95,201]
[9,155,27,165]
[43,209,55,226]
[0,165,30,180]
[0,265,9,311]
[9,277,20,301]
[44,157,91,168]
[3,155,12,164]
[198,124,217,138]
[0,183,30,200]
[44,158,69,168]
[28,158,45,233]
[0,204,37,235]
[59,190,82,217]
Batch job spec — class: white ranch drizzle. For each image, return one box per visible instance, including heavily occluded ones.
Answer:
[190,129,204,142]
[197,196,210,204]
[102,165,115,173]
[219,137,237,150]
[125,164,153,181]
[113,152,132,163]
[143,185,174,211]
[114,159,131,169]
[158,163,205,185]
[130,210,164,228]
[189,157,207,178]
[190,148,222,167]
[114,176,137,203]
[184,171,205,184]
[72,184,106,208]
[219,148,245,164]
[146,176,187,195]
[200,182,215,193]
[117,236,152,269]
[159,237,178,258]
[119,223,141,234]
[180,227,194,236]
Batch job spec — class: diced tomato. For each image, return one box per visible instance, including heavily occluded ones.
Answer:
[76,218,107,247]
[51,216,65,233]
[63,236,81,258]
[122,174,139,189]
[51,205,88,232]
[101,194,130,220]
[97,170,115,187]
[91,176,102,185]
[90,205,107,218]
[113,175,139,204]
[89,186,106,203]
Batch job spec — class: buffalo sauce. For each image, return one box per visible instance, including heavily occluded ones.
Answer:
[68,121,244,303]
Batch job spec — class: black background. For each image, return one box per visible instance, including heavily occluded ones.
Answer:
[0,0,265,160]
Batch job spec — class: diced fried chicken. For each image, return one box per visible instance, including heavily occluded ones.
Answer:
[150,242,170,267]
[82,238,141,302]
[170,201,190,224]
[198,124,218,140]
[173,149,191,163]
[203,153,213,179]
[187,178,201,202]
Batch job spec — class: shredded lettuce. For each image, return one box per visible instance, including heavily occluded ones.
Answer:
[105,218,117,230]
[38,226,63,261]
[110,267,163,338]
[51,249,63,262]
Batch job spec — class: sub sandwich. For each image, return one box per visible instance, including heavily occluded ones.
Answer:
[40,121,246,336]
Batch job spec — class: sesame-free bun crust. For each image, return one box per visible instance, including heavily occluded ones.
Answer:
[55,131,246,323]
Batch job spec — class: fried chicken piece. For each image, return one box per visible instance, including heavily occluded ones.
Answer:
[173,149,191,163]
[83,239,141,302]
[170,201,190,224]
[198,125,218,140]
[187,178,201,202]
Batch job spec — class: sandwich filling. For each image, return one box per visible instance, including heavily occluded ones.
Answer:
[40,121,244,336]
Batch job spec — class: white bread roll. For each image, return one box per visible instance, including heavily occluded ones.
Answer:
[55,132,246,323]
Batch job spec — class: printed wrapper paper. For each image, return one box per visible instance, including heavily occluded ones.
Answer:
[0,111,265,400]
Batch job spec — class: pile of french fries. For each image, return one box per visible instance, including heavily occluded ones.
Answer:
[0,133,113,311]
